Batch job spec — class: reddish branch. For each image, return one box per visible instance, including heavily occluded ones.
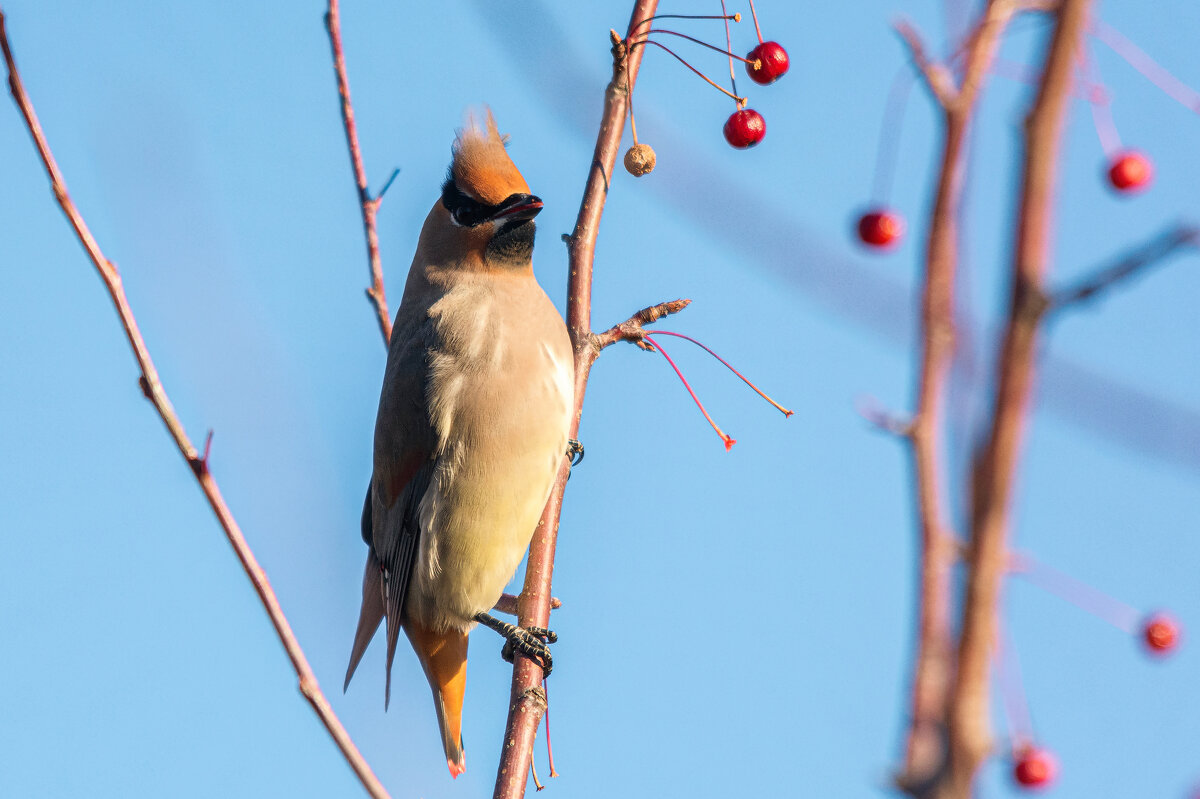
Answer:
[326,0,393,346]
[946,1,1093,796]
[892,2,1023,789]
[0,10,390,799]
[492,3,667,797]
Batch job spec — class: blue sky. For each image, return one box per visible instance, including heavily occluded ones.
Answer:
[1,2,1198,797]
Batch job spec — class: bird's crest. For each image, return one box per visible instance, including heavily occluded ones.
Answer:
[450,108,529,206]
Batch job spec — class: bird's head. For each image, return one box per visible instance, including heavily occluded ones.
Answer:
[422,109,542,272]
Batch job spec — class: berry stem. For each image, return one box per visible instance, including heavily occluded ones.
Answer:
[643,334,736,451]
[543,677,559,778]
[746,0,765,44]
[1078,45,1123,155]
[1010,551,1141,633]
[625,63,640,146]
[719,0,739,100]
[529,757,544,792]
[1093,20,1200,114]
[650,330,793,417]
[629,39,746,105]
[870,67,915,204]
[996,619,1035,751]
[630,29,759,66]
[629,13,740,37]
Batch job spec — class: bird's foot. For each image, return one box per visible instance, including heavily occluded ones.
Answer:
[566,439,584,467]
[473,612,557,676]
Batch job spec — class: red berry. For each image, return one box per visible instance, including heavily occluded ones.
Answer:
[1142,613,1180,655]
[1013,746,1057,790]
[1107,150,1153,192]
[723,108,765,149]
[856,209,905,248]
[745,41,790,85]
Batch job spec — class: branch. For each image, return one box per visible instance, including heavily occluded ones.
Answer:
[326,0,392,346]
[946,1,1093,794]
[894,20,958,108]
[1050,224,1199,310]
[592,298,691,351]
[0,12,390,799]
[894,2,1023,791]
[492,3,661,797]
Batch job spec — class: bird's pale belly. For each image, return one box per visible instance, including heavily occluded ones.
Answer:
[407,340,570,632]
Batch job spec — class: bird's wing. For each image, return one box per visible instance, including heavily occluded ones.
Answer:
[344,313,437,706]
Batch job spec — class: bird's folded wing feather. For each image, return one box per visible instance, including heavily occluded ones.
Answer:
[344,313,438,706]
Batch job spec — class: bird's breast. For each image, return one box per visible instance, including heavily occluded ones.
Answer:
[409,278,572,629]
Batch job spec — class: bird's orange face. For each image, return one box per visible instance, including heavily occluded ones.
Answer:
[428,110,543,273]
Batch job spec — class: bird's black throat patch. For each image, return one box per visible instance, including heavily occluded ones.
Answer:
[486,218,536,264]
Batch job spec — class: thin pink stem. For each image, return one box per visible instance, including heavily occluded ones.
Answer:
[996,618,1035,750]
[650,330,793,417]
[630,39,744,104]
[1093,20,1200,114]
[870,67,915,204]
[643,335,736,451]
[630,29,757,65]
[1010,552,1140,633]
[629,13,740,37]
[719,0,739,100]
[746,0,765,43]
[543,678,559,778]
[1078,45,1123,155]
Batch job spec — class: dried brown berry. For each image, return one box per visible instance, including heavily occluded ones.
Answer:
[624,143,657,177]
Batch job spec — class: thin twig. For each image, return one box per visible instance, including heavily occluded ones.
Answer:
[0,10,389,799]
[492,4,662,797]
[325,0,392,346]
[894,19,959,108]
[1050,224,1199,310]
[947,1,1092,795]
[592,298,691,351]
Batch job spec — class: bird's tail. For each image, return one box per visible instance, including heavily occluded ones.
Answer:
[405,621,469,778]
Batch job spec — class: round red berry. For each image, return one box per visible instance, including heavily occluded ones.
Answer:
[856,209,905,248]
[723,108,766,149]
[1013,746,1057,790]
[1107,150,1153,192]
[1142,613,1179,655]
[745,41,790,85]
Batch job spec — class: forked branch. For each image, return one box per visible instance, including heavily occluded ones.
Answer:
[326,0,393,346]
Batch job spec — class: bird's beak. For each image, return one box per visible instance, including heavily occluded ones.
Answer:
[490,193,543,223]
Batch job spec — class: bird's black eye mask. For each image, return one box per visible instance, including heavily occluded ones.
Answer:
[441,176,501,227]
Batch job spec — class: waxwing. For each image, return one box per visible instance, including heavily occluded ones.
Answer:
[343,109,573,778]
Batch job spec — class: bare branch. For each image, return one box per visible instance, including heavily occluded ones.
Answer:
[947,1,1093,794]
[492,3,661,797]
[493,593,561,618]
[592,298,692,351]
[1050,224,1199,310]
[893,20,958,108]
[325,0,392,346]
[894,1,1023,789]
[0,12,390,799]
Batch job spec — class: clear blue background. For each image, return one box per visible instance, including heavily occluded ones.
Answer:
[2,2,1197,797]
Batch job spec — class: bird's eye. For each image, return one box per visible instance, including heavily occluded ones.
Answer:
[441,177,497,227]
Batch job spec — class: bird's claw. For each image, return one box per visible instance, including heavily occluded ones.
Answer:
[499,625,557,676]
[566,439,585,467]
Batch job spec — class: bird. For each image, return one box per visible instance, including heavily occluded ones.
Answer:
[343,109,574,779]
